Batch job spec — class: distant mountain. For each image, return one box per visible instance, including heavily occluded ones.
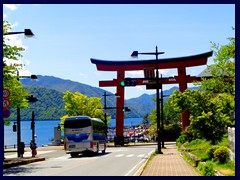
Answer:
[9,86,66,120]
[125,86,199,117]
[19,75,199,119]
[21,75,107,98]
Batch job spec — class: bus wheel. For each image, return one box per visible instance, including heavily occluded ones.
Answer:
[70,152,78,158]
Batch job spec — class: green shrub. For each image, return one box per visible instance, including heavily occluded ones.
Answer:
[207,145,220,160]
[204,161,215,176]
[176,134,188,146]
[214,146,230,163]
[198,161,215,176]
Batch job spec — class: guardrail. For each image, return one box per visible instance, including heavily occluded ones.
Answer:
[4,144,30,149]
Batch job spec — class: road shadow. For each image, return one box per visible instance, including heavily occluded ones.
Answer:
[69,151,111,159]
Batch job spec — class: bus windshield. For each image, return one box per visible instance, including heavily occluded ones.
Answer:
[64,119,91,128]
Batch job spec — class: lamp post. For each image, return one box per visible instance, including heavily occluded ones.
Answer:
[16,71,38,157]
[4,29,34,37]
[160,74,164,148]
[102,92,120,138]
[4,28,35,157]
[131,46,164,154]
[27,95,38,143]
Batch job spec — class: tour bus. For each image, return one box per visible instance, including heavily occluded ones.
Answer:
[64,116,107,157]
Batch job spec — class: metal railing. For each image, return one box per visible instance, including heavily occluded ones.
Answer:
[4,144,30,149]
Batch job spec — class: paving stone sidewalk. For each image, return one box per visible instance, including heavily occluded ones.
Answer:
[140,145,199,176]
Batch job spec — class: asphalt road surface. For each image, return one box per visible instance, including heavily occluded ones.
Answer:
[4,145,156,176]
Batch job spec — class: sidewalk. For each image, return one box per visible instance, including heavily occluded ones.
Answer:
[140,143,199,176]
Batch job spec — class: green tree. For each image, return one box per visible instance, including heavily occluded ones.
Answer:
[163,98,181,125]
[60,91,108,125]
[3,20,29,125]
[197,30,235,95]
[147,97,181,139]
[170,90,234,144]
[169,31,235,144]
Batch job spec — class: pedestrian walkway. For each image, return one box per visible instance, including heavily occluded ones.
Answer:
[140,143,199,176]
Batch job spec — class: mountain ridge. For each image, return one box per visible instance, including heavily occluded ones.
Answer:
[19,75,199,119]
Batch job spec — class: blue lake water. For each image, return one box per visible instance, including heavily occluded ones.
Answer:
[4,118,143,147]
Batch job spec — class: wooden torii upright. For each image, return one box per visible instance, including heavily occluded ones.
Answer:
[91,51,212,145]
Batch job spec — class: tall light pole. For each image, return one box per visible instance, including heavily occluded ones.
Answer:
[16,72,38,157]
[4,28,35,157]
[131,46,164,154]
[102,92,120,139]
[160,74,164,148]
[26,95,38,143]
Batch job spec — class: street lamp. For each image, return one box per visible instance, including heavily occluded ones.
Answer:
[16,71,38,157]
[131,46,164,154]
[26,95,38,143]
[102,92,120,138]
[4,29,35,37]
[3,28,35,157]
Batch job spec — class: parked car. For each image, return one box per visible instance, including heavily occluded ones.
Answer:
[124,136,130,144]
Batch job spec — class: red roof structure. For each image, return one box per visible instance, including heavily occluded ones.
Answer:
[91,51,213,146]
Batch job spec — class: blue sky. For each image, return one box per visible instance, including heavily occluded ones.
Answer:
[3,4,235,99]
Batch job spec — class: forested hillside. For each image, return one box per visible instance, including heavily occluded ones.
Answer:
[8,86,67,120]
[7,75,199,120]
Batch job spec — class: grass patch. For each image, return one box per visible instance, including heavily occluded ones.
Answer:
[184,139,211,150]
[191,149,209,161]
[181,134,235,176]
[214,160,235,176]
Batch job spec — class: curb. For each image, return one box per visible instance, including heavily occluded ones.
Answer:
[3,157,45,169]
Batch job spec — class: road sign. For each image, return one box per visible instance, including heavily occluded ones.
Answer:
[3,88,10,99]
[144,68,155,79]
[3,109,11,118]
[146,84,162,90]
[3,99,11,109]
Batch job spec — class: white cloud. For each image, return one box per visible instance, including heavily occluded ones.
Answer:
[5,34,27,51]
[3,13,7,18]
[158,69,169,76]
[79,73,87,78]
[136,86,143,92]
[11,22,19,28]
[126,70,143,77]
[125,69,169,78]
[3,4,20,11]
[94,71,101,77]
[18,69,32,77]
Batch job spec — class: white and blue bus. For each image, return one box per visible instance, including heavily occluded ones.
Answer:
[64,116,107,157]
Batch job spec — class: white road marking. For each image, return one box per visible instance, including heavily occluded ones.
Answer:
[115,154,124,157]
[126,150,155,176]
[126,154,134,157]
[137,154,145,157]
[124,158,145,176]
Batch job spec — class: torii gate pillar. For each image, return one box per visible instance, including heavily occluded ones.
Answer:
[177,66,190,130]
[115,70,125,145]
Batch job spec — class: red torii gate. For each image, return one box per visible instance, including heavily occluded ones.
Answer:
[91,51,212,145]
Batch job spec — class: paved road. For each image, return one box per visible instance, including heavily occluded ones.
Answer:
[3,145,155,176]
